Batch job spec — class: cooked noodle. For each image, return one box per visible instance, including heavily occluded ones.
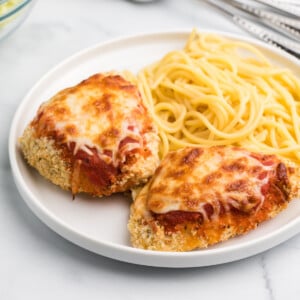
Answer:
[137,29,300,163]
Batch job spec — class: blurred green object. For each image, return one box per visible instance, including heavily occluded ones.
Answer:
[0,0,21,15]
[0,0,36,42]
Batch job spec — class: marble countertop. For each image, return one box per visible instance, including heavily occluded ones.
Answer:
[1,0,300,299]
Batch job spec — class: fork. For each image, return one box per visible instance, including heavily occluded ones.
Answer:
[225,0,300,41]
[253,0,300,17]
[204,0,300,59]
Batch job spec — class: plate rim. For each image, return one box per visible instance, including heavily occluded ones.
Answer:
[9,29,300,268]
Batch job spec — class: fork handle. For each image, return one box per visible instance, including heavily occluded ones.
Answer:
[254,0,300,18]
[227,0,300,42]
[233,15,300,59]
[227,0,300,31]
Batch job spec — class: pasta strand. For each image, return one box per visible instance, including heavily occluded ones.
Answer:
[137,30,300,164]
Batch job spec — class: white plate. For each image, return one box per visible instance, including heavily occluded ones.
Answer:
[9,30,300,268]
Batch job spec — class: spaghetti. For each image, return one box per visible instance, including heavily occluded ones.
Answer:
[137,29,300,164]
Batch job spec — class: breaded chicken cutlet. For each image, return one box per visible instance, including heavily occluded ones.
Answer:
[19,73,159,197]
[128,146,300,251]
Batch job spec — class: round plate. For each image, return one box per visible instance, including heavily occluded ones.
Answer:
[9,30,300,268]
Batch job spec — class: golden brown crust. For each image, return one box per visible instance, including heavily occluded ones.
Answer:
[128,146,300,251]
[128,203,288,251]
[19,73,159,197]
[282,158,300,199]
[19,126,72,191]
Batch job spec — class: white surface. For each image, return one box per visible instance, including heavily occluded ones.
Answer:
[1,0,300,298]
[9,30,300,268]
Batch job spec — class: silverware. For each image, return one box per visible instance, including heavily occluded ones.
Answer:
[253,0,300,18]
[205,0,300,59]
[273,0,300,5]
[225,0,300,41]
[275,0,300,5]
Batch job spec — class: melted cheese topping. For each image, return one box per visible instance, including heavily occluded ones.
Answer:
[34,74,155,167]
[143,146,280,221]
